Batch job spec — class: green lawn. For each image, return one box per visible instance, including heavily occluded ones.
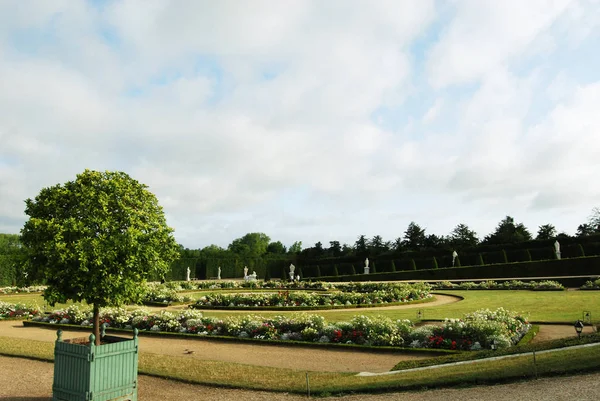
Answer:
[199,290,600,323]
[3,290,599,323]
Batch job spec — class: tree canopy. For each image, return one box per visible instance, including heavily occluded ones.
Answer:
[482,216,532,245]
[20,169,179,344]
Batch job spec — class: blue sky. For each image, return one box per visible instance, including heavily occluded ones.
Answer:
[1,0,599,249]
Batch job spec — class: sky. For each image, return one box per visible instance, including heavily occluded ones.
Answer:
[1,0,599,250]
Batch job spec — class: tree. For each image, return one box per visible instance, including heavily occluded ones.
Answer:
[20,170,178,345]
[391,237,403,252]
[0,233,24,286]
[228,233,271,257]
[354,235,368,256]
[341,243,354,256]
[424,234,446,249]
[576,224,594,237]
[266,241,286,254]
[288,241,303,254]
[328,241,342,257]
[449,224,479,249]
[402,222,426,251]
[368,235,388,254]
[482,216,532,245]
[536,224,557,240]
[589,207,600,231]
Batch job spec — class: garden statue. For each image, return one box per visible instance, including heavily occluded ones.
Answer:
[244,266,248,278]
[554,240,561,260]
[289,263,296,280]
[217,266,221,280]
[186,267,190,281]
[296,274,300,282]
[364,258,369,274]
[452,251,458,267]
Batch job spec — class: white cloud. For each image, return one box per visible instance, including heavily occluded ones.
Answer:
[1,0,599,248]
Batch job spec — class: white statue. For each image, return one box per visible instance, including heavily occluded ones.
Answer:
[243,266,248,278]
[296,274,300,282]
[186,267,191,281]
[289,264,296,280]
[554,240,561,260]
[217,266,221,280]
[364,258,369,275]
[452,251,458,267]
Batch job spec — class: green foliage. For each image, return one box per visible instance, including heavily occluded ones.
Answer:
[0,234,25,286]
[432,256,438,269]
[288,241,303,254]
[579,244,586,257]
[410,259,417,270]
[455,256,461,267]
[449,223,479,248]
[483,216,532,245]
[228,233,271,257]
[333,265,339,276]
[477,254,485,265]
[403,222,426,251]
[502,249,508,263]
[536,224,557,240]
[20,170,179,311]
[391,260,397,272]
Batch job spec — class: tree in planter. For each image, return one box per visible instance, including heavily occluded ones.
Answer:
[20,169,179,346]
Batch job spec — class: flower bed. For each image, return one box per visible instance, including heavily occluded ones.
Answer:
[431,280,564,291]
[163,280,334,291]
[142,284,193,304]
[190,282,431,309]
[0,301,41,319]
[580,278,600,290]
[0,285,47,295]
[31,305,528,351]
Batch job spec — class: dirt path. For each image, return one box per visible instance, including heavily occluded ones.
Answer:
[1,355,600,401]
[0,320,428,373]
[533,324,595,343]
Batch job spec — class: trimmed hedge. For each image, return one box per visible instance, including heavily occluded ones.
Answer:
[308,255,600,285]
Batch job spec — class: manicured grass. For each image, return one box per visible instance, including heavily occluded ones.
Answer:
[199,290,600,323]
[4,290,599,324]
[2,335,600,395]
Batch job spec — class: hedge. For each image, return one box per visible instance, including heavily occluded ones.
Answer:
[307,255,600,286]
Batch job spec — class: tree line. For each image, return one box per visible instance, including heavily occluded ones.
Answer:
[178,208,600,262]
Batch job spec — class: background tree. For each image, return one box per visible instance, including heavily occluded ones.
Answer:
[20,170,178,345]
[328,241,342,257]
[402,222,426,251]
[368,235,388,255]
[354,235,368,256]
[536,224,557,240]
[424,234,446,249]
[0,233,24,286]
[228,232,271,257]
[482,216,532,245]
[576,224,594,237]
[449,223,479,249]
[266,241,286,254]
[587,207,600,233]
[288,241,303,254]
[341,243,354,256]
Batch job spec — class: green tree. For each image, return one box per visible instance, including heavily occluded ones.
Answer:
[536,224,557,240]
[576,224,594,237]
[483,216,532,245]
[228,233,271,257]
[20,170,179,345]
[449,223,479,249]
[368,235,388,254]
[0,233,24,286]
[354,235,368,255]
[328,241,342,257]
[288,241,303,254]
[266,241,286,254]
[402,222,426,251]
[588,207,600,232]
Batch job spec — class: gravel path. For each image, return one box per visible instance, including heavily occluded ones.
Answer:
[1,355,599,400]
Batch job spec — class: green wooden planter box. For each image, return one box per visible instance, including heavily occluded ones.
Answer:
[53,328,139,401]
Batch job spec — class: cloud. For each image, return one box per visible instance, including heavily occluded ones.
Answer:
[1,1,599,248]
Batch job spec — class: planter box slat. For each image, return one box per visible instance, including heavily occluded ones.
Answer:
[52,329,139,401]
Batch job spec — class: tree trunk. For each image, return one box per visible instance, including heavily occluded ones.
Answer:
[93,303,101,346]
